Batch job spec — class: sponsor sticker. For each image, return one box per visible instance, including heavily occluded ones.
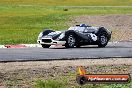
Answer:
[76,66,131,85]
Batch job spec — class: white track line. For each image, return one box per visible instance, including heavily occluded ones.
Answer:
[0,45,6,48]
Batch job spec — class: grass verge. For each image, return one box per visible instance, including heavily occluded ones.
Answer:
[1,62,132,88]
[35,79,67,88]
[0,5,132,44]
[0,0,132,6]
[35,78,132,88]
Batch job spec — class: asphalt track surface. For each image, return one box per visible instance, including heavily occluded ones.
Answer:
[0,41,132,62]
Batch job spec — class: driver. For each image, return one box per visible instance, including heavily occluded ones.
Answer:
[80,24,87,27]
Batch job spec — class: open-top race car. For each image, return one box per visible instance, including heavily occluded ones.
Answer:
[37,24,111,48]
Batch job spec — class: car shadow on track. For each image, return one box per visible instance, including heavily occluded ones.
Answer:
[77,46,132,49]
[48,45,132,49]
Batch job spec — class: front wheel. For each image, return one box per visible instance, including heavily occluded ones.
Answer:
[65,33,76,48]
[98,34,108,47]
[41,44,51,48]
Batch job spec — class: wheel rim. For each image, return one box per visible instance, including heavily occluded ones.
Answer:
[68,35,75,47]
[100,35,107,45]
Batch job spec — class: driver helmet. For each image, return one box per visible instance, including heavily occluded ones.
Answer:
[80,24,87,27]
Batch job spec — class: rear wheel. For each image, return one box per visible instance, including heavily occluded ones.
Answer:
[65,33,76,48]
[98,33,108,47]
[41,44,51,48]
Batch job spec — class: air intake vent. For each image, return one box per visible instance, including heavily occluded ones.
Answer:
[42,39,52,43]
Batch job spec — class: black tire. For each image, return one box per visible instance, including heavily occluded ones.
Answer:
[41,44,51,48]
[76,76,87,85]
[98,33,108,48]
[65,33,76,48]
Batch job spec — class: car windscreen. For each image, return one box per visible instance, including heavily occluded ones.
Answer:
[68,27,85,32]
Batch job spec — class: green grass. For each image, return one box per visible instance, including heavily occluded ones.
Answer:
[35,79,67,88]
[0,0,132,44]
[35,78,132,88]
[0,5,69,44]
[0,5,132,44]
[0,0,132,6]
[0,3,132,44]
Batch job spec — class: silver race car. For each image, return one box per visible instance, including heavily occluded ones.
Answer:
[37,24,111,48]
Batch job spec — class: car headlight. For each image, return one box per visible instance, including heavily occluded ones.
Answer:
[38,32,43,39]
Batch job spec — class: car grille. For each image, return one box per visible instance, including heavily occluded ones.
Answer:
[42,39,52,43]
